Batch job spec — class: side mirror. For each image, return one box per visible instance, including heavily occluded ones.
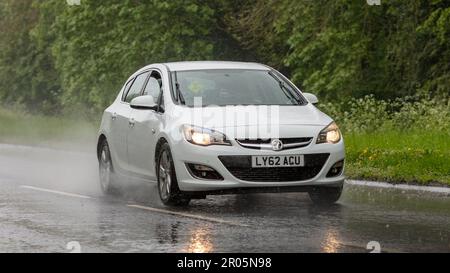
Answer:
[130,95,158,110]
[303,93,319,105]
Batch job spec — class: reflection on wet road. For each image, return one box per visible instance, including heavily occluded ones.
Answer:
[0,144,449,253]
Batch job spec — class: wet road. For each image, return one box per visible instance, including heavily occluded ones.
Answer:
[0,144,449,253]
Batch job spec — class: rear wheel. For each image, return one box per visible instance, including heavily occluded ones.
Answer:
[157,143,190,206]
[308,186,343,205]
[98,140,117,195]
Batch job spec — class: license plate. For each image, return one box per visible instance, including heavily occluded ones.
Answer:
[251,155,304,168]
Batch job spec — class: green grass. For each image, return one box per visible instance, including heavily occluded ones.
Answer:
[0,107,449,186]
[345,131,450,186]
[0,108,98,153]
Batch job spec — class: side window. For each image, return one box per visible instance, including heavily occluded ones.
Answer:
[143,72,162,101]
[125,72,149,103]
[121,79,134,101]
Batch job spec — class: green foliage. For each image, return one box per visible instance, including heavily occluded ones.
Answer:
[226,0,450,100]
[318,96,450,184]
[319,95,450,134]
[223,0,289,69]
[417,2,450,96]
[345,131,450,185]
[34,0,241,114]
[0,107,97,152]
[0,0,60,114]
[0,0,449,113]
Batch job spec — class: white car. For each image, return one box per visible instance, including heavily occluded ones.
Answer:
[97,61,345,206]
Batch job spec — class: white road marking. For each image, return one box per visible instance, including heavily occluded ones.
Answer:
[127,204,249,227]
[20,185,247,227]
[346,180,450,195]
[20,185,92,199]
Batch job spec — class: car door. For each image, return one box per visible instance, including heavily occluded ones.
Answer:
[111,71,149,174]
[127,70,165,180]
[107,79,133,174]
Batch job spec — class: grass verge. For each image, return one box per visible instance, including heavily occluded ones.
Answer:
[345,131,450,186]
[0,108,98,153]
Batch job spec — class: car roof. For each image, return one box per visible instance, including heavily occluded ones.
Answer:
[161,61,271,72]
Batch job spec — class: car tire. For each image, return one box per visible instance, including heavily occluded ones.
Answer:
[308,186,343,205]
[98,140,118,195]
[157,143,191,206]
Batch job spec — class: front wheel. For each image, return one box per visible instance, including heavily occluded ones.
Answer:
[98,140,117,195]
[157,143,190,206]
[308,186,343,205]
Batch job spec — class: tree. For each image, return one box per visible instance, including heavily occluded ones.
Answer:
[36,0,244,113]
[0,0,448,114]
[0,0,60,113]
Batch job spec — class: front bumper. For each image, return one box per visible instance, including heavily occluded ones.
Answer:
[171,138,345,192]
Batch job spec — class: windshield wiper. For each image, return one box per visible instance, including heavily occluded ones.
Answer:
[268,71,302,105]
[173,72,185,105]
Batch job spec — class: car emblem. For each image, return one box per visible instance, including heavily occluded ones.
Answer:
[271,139,284,151]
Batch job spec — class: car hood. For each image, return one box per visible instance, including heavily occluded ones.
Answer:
[173,105,333,128]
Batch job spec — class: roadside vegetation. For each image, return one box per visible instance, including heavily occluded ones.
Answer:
[0,1,448,114]
[0,107,98,153]
[320,96,450,186]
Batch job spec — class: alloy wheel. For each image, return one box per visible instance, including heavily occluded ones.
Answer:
[99,144,112,192]
[158,150,172,200]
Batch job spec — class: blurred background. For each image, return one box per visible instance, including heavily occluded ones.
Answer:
[0,0,449,185]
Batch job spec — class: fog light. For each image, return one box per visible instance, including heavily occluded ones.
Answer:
[192,164,214,171]
[326,160,344,177]
[186,164,224,180]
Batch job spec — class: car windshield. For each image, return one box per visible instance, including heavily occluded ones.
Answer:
[171,69,306,106]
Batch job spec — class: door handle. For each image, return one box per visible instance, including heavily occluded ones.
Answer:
[111,112,117,121]
[129,118,135,127]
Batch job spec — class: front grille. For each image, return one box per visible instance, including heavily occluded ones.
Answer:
[218,153,329,182]
[236,137,313,150]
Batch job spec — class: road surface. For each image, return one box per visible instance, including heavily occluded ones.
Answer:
[0,144,449,253]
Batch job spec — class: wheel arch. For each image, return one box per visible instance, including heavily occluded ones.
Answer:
[97,134,107,161]
[154,137,169,165]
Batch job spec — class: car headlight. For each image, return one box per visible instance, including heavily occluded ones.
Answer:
[182,125,231,146]
[316,122,341,144]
